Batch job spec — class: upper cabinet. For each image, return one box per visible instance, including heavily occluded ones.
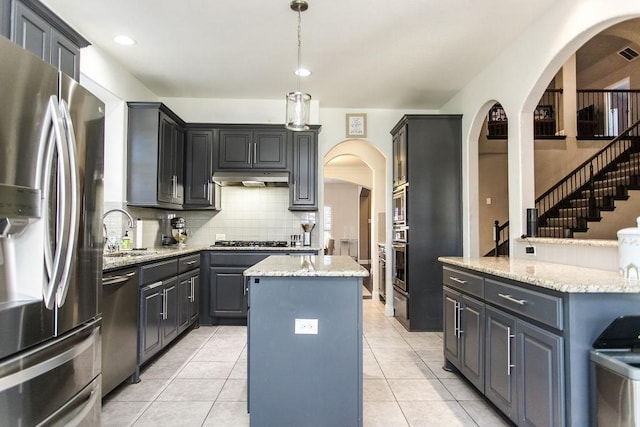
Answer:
[289,129,318,211]
[217,128,288,170]
[127,102,186,210]
[184,127,221,209]
[392,124,407,188]
[9,0,88,80]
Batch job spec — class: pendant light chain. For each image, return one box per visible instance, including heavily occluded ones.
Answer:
[296,8,302,92]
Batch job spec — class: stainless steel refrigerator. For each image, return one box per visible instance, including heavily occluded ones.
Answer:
[0,34,104,425]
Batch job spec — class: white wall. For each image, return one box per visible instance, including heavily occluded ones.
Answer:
[324,182,360,254]
[441,0,640,260]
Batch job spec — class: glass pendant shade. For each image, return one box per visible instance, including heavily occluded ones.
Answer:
[285,91,311,131]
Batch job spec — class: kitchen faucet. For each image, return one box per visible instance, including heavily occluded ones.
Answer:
[103,208,136,252]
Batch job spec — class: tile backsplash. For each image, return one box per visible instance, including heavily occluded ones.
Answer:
[104,186,317,248]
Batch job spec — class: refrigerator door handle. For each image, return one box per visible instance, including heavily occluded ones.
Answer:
[56,100,80,307]
[41,95,71,310]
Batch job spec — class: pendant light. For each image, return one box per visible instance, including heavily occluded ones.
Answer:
[285,0,311,131]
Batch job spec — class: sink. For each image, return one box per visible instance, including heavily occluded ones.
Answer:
[104,251,157,258]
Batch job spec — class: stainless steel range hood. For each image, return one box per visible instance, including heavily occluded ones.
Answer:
[212,171,290,187]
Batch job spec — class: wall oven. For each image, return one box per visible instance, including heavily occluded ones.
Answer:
[378,245,386,301]
[392,185,407,226]
[392,242,407,293]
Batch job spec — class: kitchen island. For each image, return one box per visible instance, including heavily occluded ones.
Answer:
[244,255,368,427]
[439,256,640,427]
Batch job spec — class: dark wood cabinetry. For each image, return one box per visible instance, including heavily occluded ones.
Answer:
[127,102,186,209]
[390,115,462,331]
[184,128,220,209]
[392,125,407,188]
[217,128,288,170]
[9,0,87,80]
[290,130,318,210]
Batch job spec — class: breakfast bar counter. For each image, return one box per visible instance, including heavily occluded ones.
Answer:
[244,255,368,427]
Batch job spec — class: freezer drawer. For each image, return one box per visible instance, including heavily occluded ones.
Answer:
[0,319,101,426]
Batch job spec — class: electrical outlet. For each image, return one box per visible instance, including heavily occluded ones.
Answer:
[215,233,226,241]
[294,318,318,335]
[525,246,536,255]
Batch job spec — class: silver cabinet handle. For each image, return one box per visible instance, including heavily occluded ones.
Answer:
[161,288,168,320]
[253,142,257,165]
[143,281,163,291]
[507,326,516,376]
[189,277,195,302]
[445,296,458,338]
[457,303,464,337]
[102,271,136,286]
[498,293,527,305]
[449,276,467,285]
[185,260,197,265]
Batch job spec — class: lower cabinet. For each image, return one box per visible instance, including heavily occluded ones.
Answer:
[443,266,564,427]
[137,254,200,366]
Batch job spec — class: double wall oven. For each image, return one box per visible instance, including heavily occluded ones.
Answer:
[392,185,409,327]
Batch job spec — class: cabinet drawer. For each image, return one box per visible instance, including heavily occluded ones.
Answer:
[484,279,563,330]
[208,252,273,267]
[443,267,483,298]
[179,254,200,273]
[140,258,178,286]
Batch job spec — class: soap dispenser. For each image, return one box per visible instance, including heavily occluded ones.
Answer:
[122,230,131,250]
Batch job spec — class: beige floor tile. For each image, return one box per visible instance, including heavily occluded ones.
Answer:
[202,401,250,427]
[192,345,243,362]
[363,401,409,427]
[363,360,385,379]
[459,400,512,426]
[440,378,483,401]
[398,400,477,426]
[107,378,170,402]
[378,359,435,379]
[155,378,225,401]
[176,361,235,379]
[100,401,149,427]
[217,379,248,402]
[139,360,185,380]
[132,401,213,427]
[229,359,248,379]
[364,379,396,401]
[423,360,461,379]
[388,379,455,401]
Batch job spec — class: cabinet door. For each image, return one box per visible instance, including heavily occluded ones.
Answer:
[290,131,317,210]
[443,287,460,364]
[190,272,200,323]
[460,295,484,391]
[485,306,517,423]
[253,130,288,169]
[392,125,407,187]
[158,114,177,203]
[210,267,247,318]
[174,126,185,205]
[162,278,179,344]
[51,29,79,79]
[140,284,163,363]
[12,0,50,62]
[517,321,564,427]
[185,129,215,207]
[178,274,192,333]
[218,130,252,169]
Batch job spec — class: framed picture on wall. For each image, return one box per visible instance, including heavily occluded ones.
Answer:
[346,113,367,138]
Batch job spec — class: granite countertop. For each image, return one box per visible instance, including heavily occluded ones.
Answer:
[206,246,322,252]
[102,245,205,270]
[438,256,640,293]
[244,255,369,277]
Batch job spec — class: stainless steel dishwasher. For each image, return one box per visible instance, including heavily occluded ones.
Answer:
[102,267,139,397]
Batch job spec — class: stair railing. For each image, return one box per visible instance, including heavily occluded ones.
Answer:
[577,90,640,139]
[485,220,509,257]
[535,119,640,236]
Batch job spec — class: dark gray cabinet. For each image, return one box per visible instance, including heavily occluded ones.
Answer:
[178,270,199,332]
[0,0,9,38]
[217,128,288,170]
[10,0,87,80]
[391,115,462,331]
[139,277,179,364]
[392,125,407,188]
[185,128,220,208]
[290,130,318,210]
[444,287,484,391]
[127,102,186,209]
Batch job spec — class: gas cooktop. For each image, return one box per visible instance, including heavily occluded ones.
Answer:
[210,240,289,248]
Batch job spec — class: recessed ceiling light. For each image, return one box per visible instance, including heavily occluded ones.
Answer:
[113,35,136,46]
[295,68,311,77]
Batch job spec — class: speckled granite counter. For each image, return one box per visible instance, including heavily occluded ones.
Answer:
[206,246,321,252]
[438,256,639,293]
[102,245,205,271]
[244,255,369,277]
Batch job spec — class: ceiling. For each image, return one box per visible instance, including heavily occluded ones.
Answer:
[40,0,566,110]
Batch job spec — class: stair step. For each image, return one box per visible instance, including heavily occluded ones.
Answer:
[557,206,590,217]
[537,227,570,238]
[592,176,631,189]
[546,217,584,228]
[605,168,639,179]
[568,196,612,208]
[581,186,626,198]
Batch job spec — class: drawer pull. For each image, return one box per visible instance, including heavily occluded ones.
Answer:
[498,293,527,306]
[185,260,197,265]
[506,327,516,376]
[449,276,468,284]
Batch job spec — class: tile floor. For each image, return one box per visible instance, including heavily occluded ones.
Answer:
[102,299,511,426]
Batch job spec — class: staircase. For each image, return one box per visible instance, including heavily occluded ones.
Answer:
[537,121,640,238]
